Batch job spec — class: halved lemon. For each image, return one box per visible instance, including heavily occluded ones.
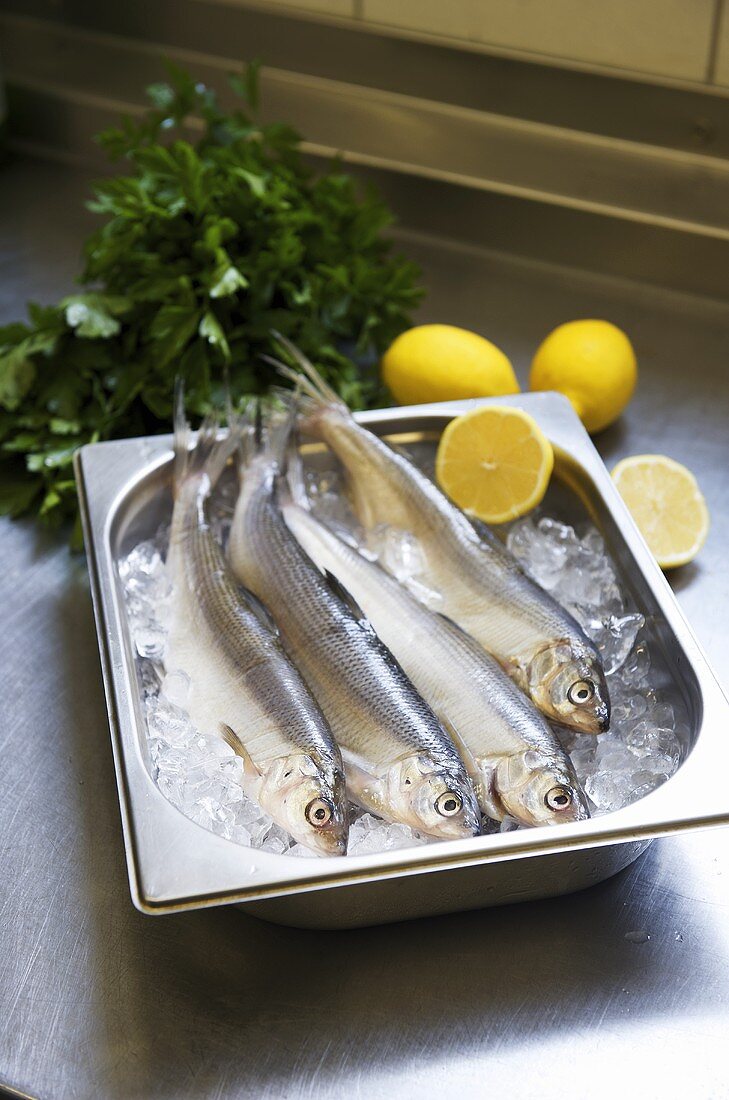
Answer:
[435,405,554,524]
[611,454,709,569]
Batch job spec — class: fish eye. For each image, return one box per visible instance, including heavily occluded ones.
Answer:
[305,797,334,828]
[567,679,595,705]
[545,786,573,811]
[435,791,463,817]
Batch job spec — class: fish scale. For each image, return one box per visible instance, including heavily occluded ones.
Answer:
[229,462,463,772]
[270,335,609,734]
[163,407,348,857]
[167,477,335,764]
[282,497,589,826]
[228,444,481,840]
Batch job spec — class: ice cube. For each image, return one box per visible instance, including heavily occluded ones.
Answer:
[622,642,651,687]
[119,540,172,602]
[584,612,645,675]
[610,691,648,730]
[594,737,635,775]
[156,771,186,808]
[122,500,684,847]
[133,624,167,660]
[161,669,191,707]
[260,825,290,855]
[645,701,676,730]
[371,526,427,583]
[507,516,568,589]
[348,811,416,855]
[145,697,196,747]
[570,748,597,781]
[585,769,632,811]
[230,823,253,847]
[625,723,680,772]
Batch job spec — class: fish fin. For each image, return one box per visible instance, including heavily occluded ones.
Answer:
[282,421,310,511]
[341,752,386,816]
[172,379,236,497]
[173,379,192,493]
[245,589,280,637]
[264,330,347,411]
[473,753,508,822]
[437,712,476,768]
[230,393,298,478]
[218,723,262,781]
[323,568,373,630]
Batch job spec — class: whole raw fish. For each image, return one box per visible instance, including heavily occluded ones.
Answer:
[281,477,589,827]
[164,394,348,856]
[227,408,481,842]
[273,337,609,735]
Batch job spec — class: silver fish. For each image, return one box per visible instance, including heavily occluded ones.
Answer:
[164,395,348,856]
[281,481,589,827]
[273,338,610,735]
[227,409,481,842]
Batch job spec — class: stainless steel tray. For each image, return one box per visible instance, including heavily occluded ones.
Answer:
[75,392,729,928]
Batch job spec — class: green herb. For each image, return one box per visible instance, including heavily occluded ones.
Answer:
[0,62,423,537]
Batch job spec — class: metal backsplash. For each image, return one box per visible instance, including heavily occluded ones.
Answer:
[2,0,729,301]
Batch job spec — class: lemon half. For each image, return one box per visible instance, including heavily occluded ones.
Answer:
[611,454,709,569]
[435,405,554,524]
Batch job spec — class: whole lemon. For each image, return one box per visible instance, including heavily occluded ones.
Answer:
[529,319,636,433]
[382,324,519,406]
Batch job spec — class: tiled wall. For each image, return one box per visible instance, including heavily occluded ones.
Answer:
[252,0,729,87]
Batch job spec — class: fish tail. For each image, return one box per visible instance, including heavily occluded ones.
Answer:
[284,423,309,510]
[227,398,257,474]
[260,330,347,415]
[230,393,298,480]
[172,379,236,497]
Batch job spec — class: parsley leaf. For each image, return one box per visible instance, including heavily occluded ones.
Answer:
[1,61,423,535]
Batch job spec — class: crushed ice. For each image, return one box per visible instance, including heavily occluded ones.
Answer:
[118,473,686,856]
[506,514,684,813]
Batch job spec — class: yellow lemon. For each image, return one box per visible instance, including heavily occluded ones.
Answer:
[435,405,553,524]
[530,319,636,433]
[382,324,519,406]
[611,454,709,569]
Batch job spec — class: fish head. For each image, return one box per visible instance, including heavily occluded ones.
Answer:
[527,641,610,733]
[259,754,348,856]
[488,751,589,826]
[386,755,482,840]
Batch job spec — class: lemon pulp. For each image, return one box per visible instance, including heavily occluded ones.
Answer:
[435,405,554,524]
[611,454,709,569]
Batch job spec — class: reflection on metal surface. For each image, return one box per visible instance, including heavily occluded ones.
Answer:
[4,13,729,237]
[3,7,729,304]
[75,395,729,923]
[3,155,729,1100]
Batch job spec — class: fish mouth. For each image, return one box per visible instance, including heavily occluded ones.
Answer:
[304,829,348,857]
[428,817,481,841]
[559,697,610,735]
[452,802,483,840]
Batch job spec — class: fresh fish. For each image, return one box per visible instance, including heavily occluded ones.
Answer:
[272,337,610,735]
[227,408,481,841]
[164,393,348,856]
[281,472,589,827]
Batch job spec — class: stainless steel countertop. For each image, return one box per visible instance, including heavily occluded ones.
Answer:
[2,156,729,1100]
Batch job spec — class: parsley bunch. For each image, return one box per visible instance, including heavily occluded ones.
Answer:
[0,62,423,538]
